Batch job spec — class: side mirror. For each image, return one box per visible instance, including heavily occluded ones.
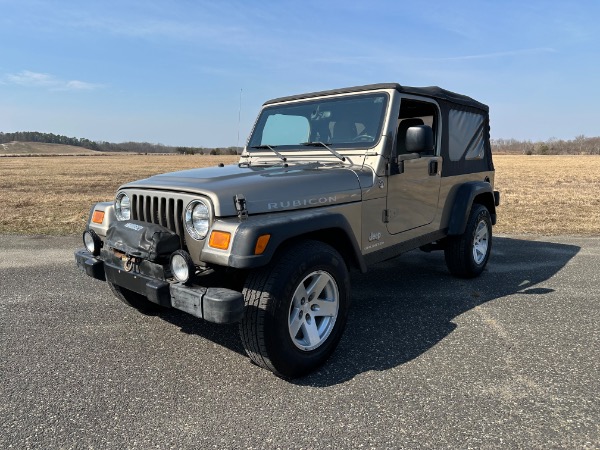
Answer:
[405,125,434,153]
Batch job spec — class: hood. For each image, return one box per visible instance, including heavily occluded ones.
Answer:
[122,163,373,217]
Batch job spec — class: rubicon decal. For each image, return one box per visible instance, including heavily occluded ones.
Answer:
[268,196,337,210]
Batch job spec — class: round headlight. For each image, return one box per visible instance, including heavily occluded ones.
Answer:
[115,192,131,221]
[170,250,195,284]
[185,200,210,240]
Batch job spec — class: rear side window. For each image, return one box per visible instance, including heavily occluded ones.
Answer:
[448,110,485,161]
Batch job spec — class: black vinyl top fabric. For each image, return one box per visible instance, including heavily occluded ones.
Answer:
[264,83,488,112]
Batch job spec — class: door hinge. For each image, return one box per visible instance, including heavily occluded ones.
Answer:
[234,194,248,221]
[428,159,439,176]
[387,159,403,176]
[383,209,390,223]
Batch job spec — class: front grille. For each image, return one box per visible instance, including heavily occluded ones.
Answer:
[131,193,185,245]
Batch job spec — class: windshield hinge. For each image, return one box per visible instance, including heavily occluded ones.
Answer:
[234,194,248,221]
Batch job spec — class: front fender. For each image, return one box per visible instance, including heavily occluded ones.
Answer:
[85,202,116,237]
[203,210,365,272]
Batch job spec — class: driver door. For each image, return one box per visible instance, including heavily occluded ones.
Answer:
[385,100,442,234]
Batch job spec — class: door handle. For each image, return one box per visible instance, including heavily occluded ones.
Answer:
[428,159,438,176]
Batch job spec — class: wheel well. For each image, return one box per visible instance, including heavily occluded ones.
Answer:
[473,193,496,223]
[277,228,364,272]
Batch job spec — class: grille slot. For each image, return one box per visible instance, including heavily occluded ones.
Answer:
[131,194,185,248]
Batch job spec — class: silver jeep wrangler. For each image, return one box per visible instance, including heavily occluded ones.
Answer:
[76,83,500,378]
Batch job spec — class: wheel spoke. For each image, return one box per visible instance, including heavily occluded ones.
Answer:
[311,299,337,317]
[306,272,329,300]
[292,282,308,307]
[302,319,320,348]
[289,310,303,338]
[475,222,488,241]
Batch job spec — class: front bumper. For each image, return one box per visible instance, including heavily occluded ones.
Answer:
[75,249,244,324]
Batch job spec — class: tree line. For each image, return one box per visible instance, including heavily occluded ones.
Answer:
[0,131,242,155]
[491,135,600,155]
[3,131,599,156]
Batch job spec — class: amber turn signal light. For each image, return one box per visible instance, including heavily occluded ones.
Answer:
[209,230,231,250]
[254,234,271,255]
[91,210,105,224]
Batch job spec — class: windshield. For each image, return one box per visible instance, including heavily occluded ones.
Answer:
[248,93,388,150]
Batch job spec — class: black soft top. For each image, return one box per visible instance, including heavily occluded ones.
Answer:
[264,83,488,112]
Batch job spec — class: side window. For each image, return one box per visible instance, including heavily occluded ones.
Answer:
[396,99,438,156]
[448,109,485,161]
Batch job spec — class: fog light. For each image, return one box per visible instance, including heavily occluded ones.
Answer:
[170,250,195,284]
[83,230,102,256]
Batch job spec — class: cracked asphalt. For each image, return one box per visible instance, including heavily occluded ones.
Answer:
[1,234,598,448]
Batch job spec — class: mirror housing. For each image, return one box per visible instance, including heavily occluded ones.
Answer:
[406,125,434,153]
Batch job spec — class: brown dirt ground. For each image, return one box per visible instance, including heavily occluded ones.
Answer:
[0,154,598,236]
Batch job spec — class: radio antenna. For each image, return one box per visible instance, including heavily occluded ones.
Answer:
[237,88,243,149]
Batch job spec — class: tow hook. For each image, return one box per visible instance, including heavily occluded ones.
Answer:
[123,255,139,272]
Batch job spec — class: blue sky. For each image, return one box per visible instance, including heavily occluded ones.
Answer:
[1,0,598,147]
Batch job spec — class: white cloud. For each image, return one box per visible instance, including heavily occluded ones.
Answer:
[312,47,557,67]
[7,70,55,87]
[429,47,557,62]
[3,70,102,91]
[62,80,99,91]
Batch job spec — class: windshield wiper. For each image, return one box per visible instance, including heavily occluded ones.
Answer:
[249,144,287,162]
[300,141,346,162]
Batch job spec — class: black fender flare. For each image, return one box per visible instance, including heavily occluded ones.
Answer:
[227,210,366,272]
[447,182,497,235]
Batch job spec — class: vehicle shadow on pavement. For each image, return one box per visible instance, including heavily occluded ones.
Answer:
[146,236,580,384]
[158,312,246,355]
[294,236,580,387]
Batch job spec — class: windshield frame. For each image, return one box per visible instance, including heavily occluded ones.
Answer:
[247,92,390,152]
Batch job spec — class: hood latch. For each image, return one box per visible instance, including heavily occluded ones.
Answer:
[234,194,248,221]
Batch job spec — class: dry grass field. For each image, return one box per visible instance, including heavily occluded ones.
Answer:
[0,154,598,235]
[0,154,237,234]
[493,155,600,235]
[0,141,104,156]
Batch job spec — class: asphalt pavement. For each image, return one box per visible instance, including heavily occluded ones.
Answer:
[1,234,598,448]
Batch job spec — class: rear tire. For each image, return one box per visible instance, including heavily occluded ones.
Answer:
[444,204,492,278]
[240,240,350,378]
[108,282,162,314]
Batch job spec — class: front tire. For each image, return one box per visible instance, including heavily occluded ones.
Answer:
[444,204,492,278]
[240,240,350,378]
